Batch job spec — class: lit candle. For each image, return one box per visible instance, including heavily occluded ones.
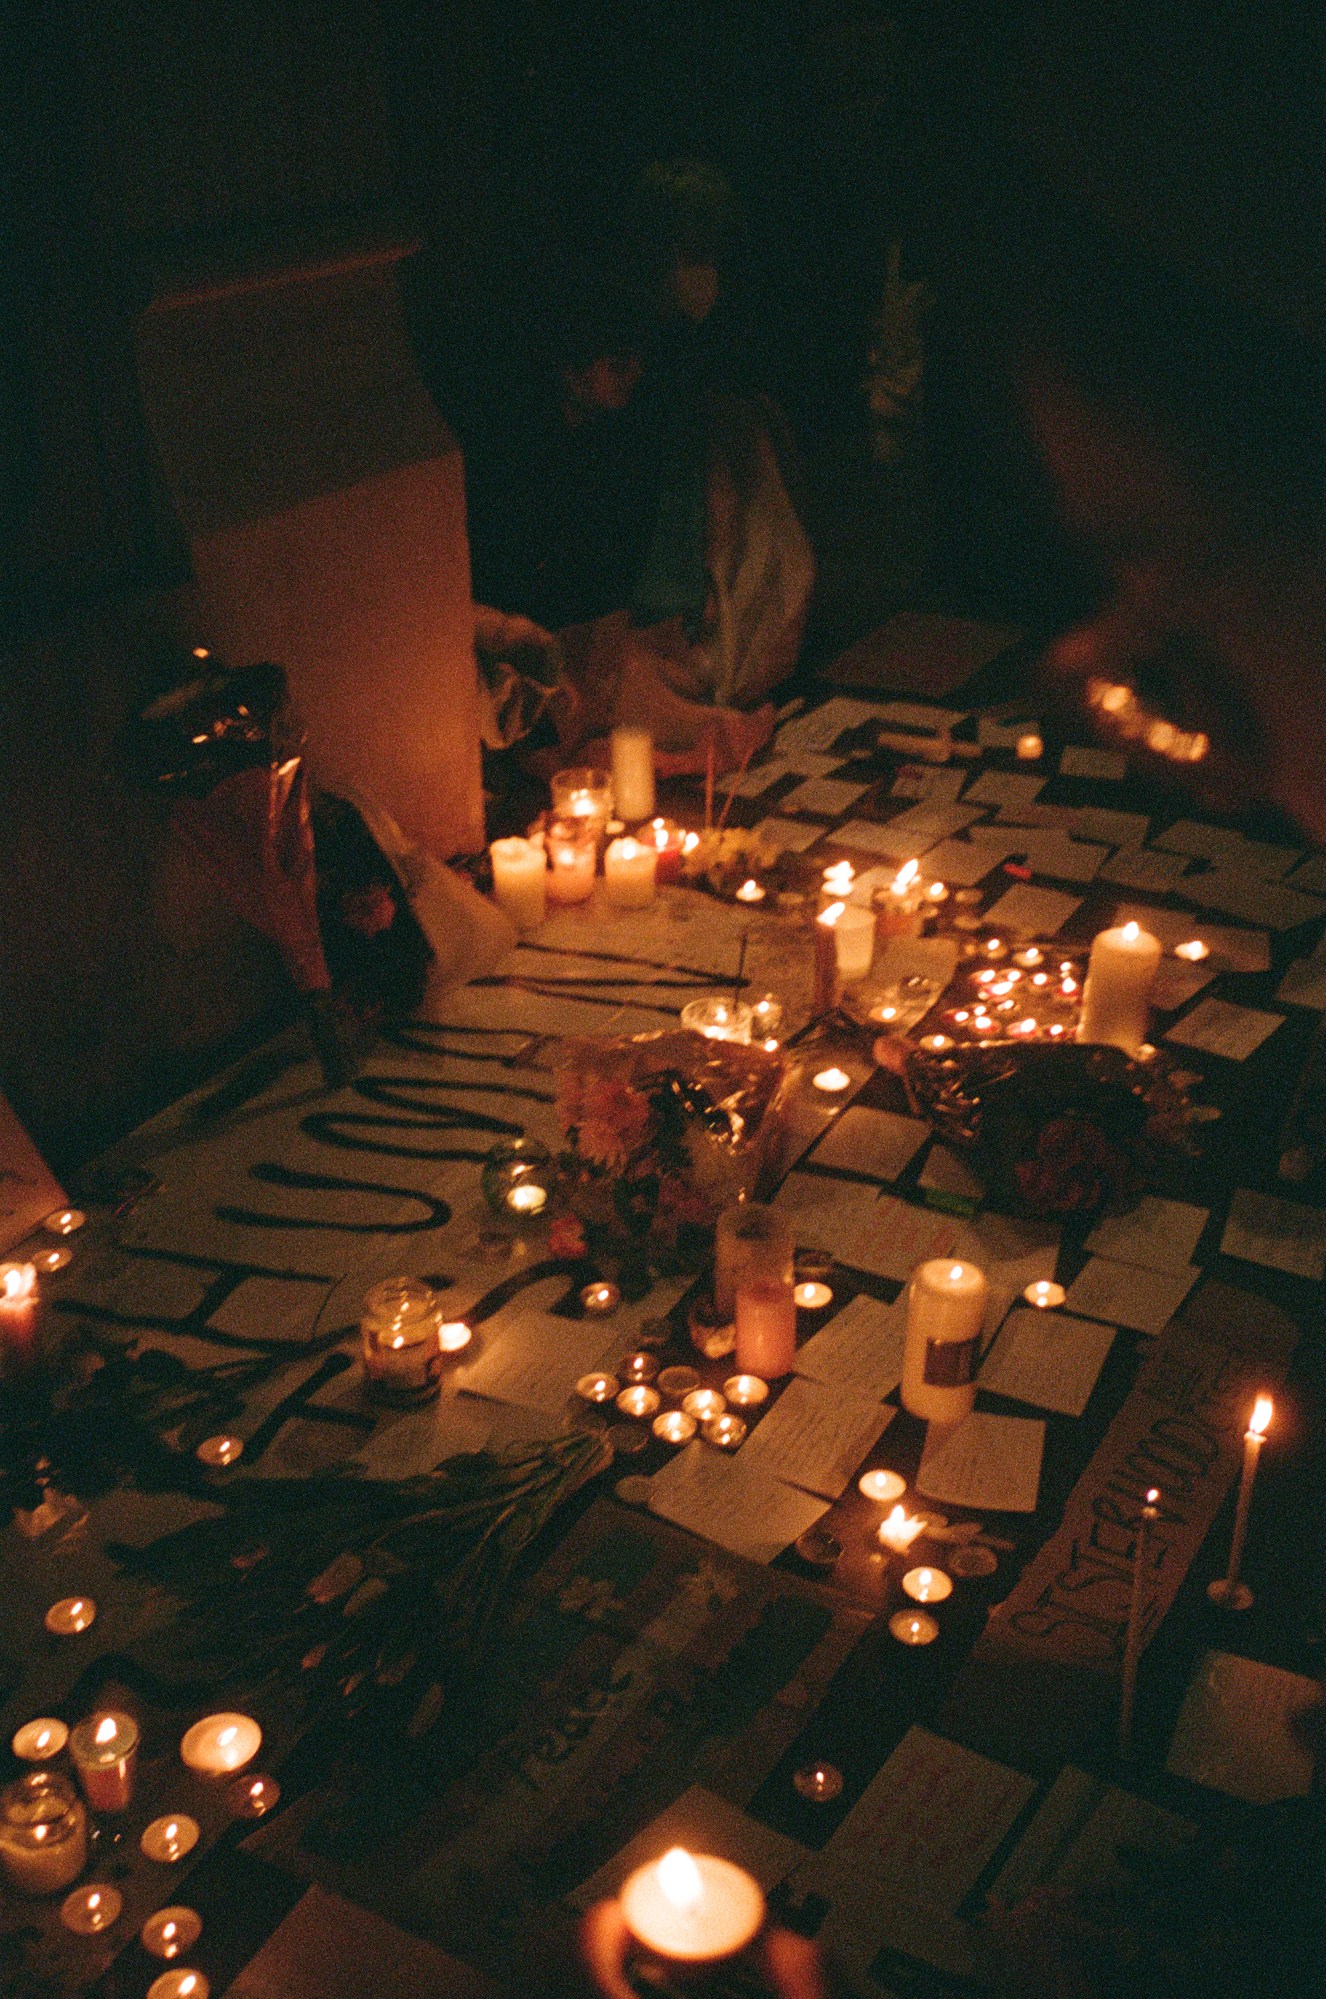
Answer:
[438,1320,472,1355]
[735,1275,797,1379]
[833,903,876,982]
[147,1972,209,1999]
[581,1281,621,1316]
[702,1413,747,1449]
[0,1261,40,1369]
[793,1280,833,1310]
[735,876,766,903]
[1209,1395,1272,1611]
[611,725,656,823]
[901,1260,988,1422]
[12,1719,68,1764]
[360,1277,444,1404]
[682,1388,727,1422]
[616,1385,661,1420]
[544,815,598,904]
[875,859,924,939]
[1023,1279,1066,1309]
[576,1371,620,1404]
[60,1883,123,1934]
[195,1434,243,1468]
[858,1469,906,1504]
[621,1351,659,1382]
[1014,947,1044,969]
[1016,732,1044,760]
[489,836,548,933]
[140,1815,200,1863]
[889,1609,940,1645]
[1174,938,1210,962]
[179,1713,261,1779]
[1077,921,1162,1053]
[722,1374,769,1407]
[877,1505,926,1554]
[44,1208,86,1235]
[603,836,657,909]
[32,1244,73,1273]
[230,1774,280,1818]
[902,1566,953,1604]
[69,1713,138,1813]
[1119,1485,1159,1753]
[649,818,687,883]
[714,1203,793,1321]
[551,767,613,844]
[813,902,844,1013]
[679,997,754,1042]
[141,1907,202,1960]
[811,1066,851,1094]
[0,1772,87,1895]
[653,1410,698,1446]
[507,1181,548,1218]
[821,860,856,906]
[619,1846,765,1964]
[792,1761,844,1803]
[919,1032,954,1053]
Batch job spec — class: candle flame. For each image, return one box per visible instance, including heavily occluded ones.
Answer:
[218,1725,239,1748]
[163,1922,177,1940]
[181,1978,200,1997]
[657,1846,704,1912]
[818,900,845,927]
[1250,1395,1273,1436]
[682,831,700,853]
[94,1716,117,1746]
[35,1728,51,1750]
[87,1892,101,1910]
[0,1263,36,1301]
[1146,1487,1160,1505]
[34,1824,46,1841]
[949,1264,965,1281]
[166,1821,179,1839]
[892,859,919,893]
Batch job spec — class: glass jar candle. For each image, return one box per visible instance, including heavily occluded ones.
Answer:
[481,1137,554,1222]
[545,816,598,904]
[679,997,754,1044]
[551,767,613,847]
[0,1771,88,1895]
[69,1712,138,1813]
[714,1203,793,1321]
[359,1277,444,1405]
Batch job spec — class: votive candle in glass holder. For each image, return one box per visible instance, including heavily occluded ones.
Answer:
[545,816,598,904]
[616,1384,661,1420]
[69,1712,138,1813]
[679,997,753,1044]
[723,1374,769,1408]
[489,836,547,933]
[603,836,658,909]
[481,1136,554,1221]
[874,859,926,940]
[360,1276,444,1405]
[0,1771,87,1895]
[735,1275,797,1379]
[551,767,613,846]
[141,1907,202,1960]
[647,817,686,883]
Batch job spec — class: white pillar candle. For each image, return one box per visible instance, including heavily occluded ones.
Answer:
[0,1261,40,1368]
[545,818,597,904]
[69,1713,138,1813]
[611,726,656,823]
[620,1846,765,1964]
[833,903,876,982]
[735,1275,797,1379]
[489,837,547,933]
[1077,920,1161,1052]
[179,1713,261,1778]
[603,836,657,909]
[901,1259,988,1422]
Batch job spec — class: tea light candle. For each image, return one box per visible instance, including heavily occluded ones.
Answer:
[489,836,547,933]
[0,1772,87,1895]
[1016,732,1044,760]
[1078,920,1161,1053]
[1175,938,1210,962]
[545,816,598,904]
[735,877,766,903]
[195,1434,243,1468]
[859,1469,907,1504]
[793,1761,844,1804]
[12,1719,68,1764]
[702,1413,747,1449]
[60,1883,122,1934]
[604,836,657,909]
[902,1566,953,1604]
[581,1281,621,1316]
[147,1972,209,1999]
[920,1032,955,1053]
[875,858,925,939]
[834,903,876,982]
[682,1387,727,1421]
[1024,1278,1066,1309]
[679,997,753,1043]
[877,1505,926,1554]
[794,1280,833,1310]
[141,1907,202,1960]
[611,726,656,822]
[230,1774,280,1818]
[576,1371,620,1404]
[901,1259,988,1423]
[889,1609,940,1645]
[1014,947,1044,969]
[621,1352,659,1383]
[616,1385,661,1420]
[811,1066,851,1094]
[723,1374,769,1408]
[619,1846,765,1964]
[32,1244,73,1273]
[179,1713,261,1778]
[438,1320,473,1355]
[653,1410,698,1446]
[735,1275,797,1379]
[506,1181,548,1216]
[44,1208,86,1235]
[141,1815,200,1863]
[69,1713,138,1813]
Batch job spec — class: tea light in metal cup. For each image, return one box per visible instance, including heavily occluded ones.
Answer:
[682,1387,726,1422]
[141,1814,200,1863]
[657,1365,701,1396]
[792,1761,844,1804]
[723,1373,769,1408]
[889,1609,940,1646]
[811,1066,851,1093]
[919,1033,954,1053]
[794,1280,833,1310]
[437,1320,473,1355]
[141,1907,202,1960]
[902,1566,954,1605]
[702,1412,747,1450]
[858,1469,906,1504]
[179,1713,261,1779]
[32,1244,73,1273]
[60,1883,122,1935]
[12,1719,68,1764]
[1023,1279,1066,1309]
[621,1350,659,1383]
[652,1410,698,1446]
[735,878,766,903]
[1015,732,1043,760]
[44,1208,86,1236]
[877,1505,925,1553]
[147,1972,209,1999]
[580,1281,621,1316]
[196,1434,243,1468]
[1174,938,1210,961]
[616,1384,661,1420]
[44,1595,96,1636]
[576,1371,620,1405]
[1014,947,1044,969]
[230,1773,280,1819]
[69,1712,138,1813]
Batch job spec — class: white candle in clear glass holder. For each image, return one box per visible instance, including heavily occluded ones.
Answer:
[611,726,656,822]
[833,903,875,982]
[70,1712,139,1813]
[603,836,657,909]
[0,1772,87,1895]
[1077,921,1161,1052]
[679,997,753,1043]
[544,818,597,904]
[714,1204,793,1321]
[735,1275,797,1379]
[489,837,547,933]
[901,1260,988,1422]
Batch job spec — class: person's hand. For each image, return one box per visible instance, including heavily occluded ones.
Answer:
[578,1900,829,1999]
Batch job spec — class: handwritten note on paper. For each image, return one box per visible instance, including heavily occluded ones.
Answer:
[1166,1651,1324,1804]
[965,769,1045,811]
[1220,1187,1326,1280]
[1059,744,1128,781]
[646,1444,829,1564]
[739,1378,895,1499]
[571,1787,808,1910]
[1015,833,1110,883]
[716,756,796,799]
[916,838,1012,885]
[1086,1196,1210,1273]
[1065,1256,1199,1335]
[918,1412,1045,1511]
[773,1174,959,1281]
[780,774,872,818]
[795,1291,908,1400]
[750,816,826,855]
[1166,997,1285,1061]
[982,883,1083,937]
[810,1105,930,1182]
[457,1311,618,1415]
[1099,846,1192,893]
[979,1309,1116,1416]
[777,695,888,756]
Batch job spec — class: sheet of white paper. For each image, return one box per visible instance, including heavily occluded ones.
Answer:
[1165,997,1284,1060]
[809,1105,930,1182]
[1073,806,1152,847]
[965,770,1045,810]
[779,774,872,818]
[918,1143,987,1205]
[1017,833,1110,883]
[994,801,1080,831]
[1154,820,1254,861]
[878,701,969,731]
[750,815,826,855]
[918,838,1012,886]
[917,1411,1045,1512]
[1220,1187,1326,1280]
[772,1175,960,1280]
[891,766,968,802]
[716,756,797,798]
[1059,744,1128,780]
[207,1274,337,1344]
[795,1290,909,1400]
[982,883,1083,936]
[646,1443,829,1563]
[1151,958,1216,1010]
[979,1308,1116,1416]
[1276,953,1326,1009]
[1182,868,1326,930]
[991,1768,1194,1906]
[1110,904,1270,972]
[571,1786,808,1910]
[1065,1256,1199,1334]
[457,1302,621,1416]
[1086,1196,1209,1272]
[777,696,887,756]
[739,1377,896,1498]
[1099,846,1192,893]
[1166,1651,1323,1804]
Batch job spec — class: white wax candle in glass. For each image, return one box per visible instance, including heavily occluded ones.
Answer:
[610,726,656,823]
[723,1373,769,1408]
[679,997,754,1043]
[360,1276,443,1404]
[489,837,547,933]
[0,1772,87,1895]
[702,1413,747,1449]
[619,1846,765,1964]
[901,1260,988,1422]
[551,766,613,844]
[652,1409,697,1446]
[874,858,925,939]
[544,816,598,904]
[179,1713,261,1778]
[833,903,876,982]
[682,1387,727,1422]
[0,1261,40,1364]
[603,836,658,909]
[735,1275,797,1379]
[69,1712,139,1813]
[1077,920,1161,1052]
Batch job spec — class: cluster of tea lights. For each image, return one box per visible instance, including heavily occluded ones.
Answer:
[854,1472,959,1647]
[576,1353,764,1452]
[935,946,1084,1044]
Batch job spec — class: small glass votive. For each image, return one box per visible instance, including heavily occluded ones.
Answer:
[793,1761,844,1804]
[69,1712,139,1814]
[576,1371,620,1405]
[679,997,754,1044]
[360,1277,444,1405]
[616,1385,661,1420]
[44,1596,96,1636]
[652,1409,698,1446]
[551,767,613,846]
[141,1814,200,1864]
[60,1882,122,1934]
[723,1373,769,1408]
[481,1137,554,1222]
[902,1566,954,1605]
[12,1719,68,1764]
[43,1208,86,1236]
[141,1907,203,1960]
[683,1388,726,1422]
[621,1352,659,1383]
[545,815,598,904]
[0,1771,88,1895]
[230,1773,280,1819]
[581,1281,621,1316]
[811,1066,851,1093]
[702,1412,747,1450]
